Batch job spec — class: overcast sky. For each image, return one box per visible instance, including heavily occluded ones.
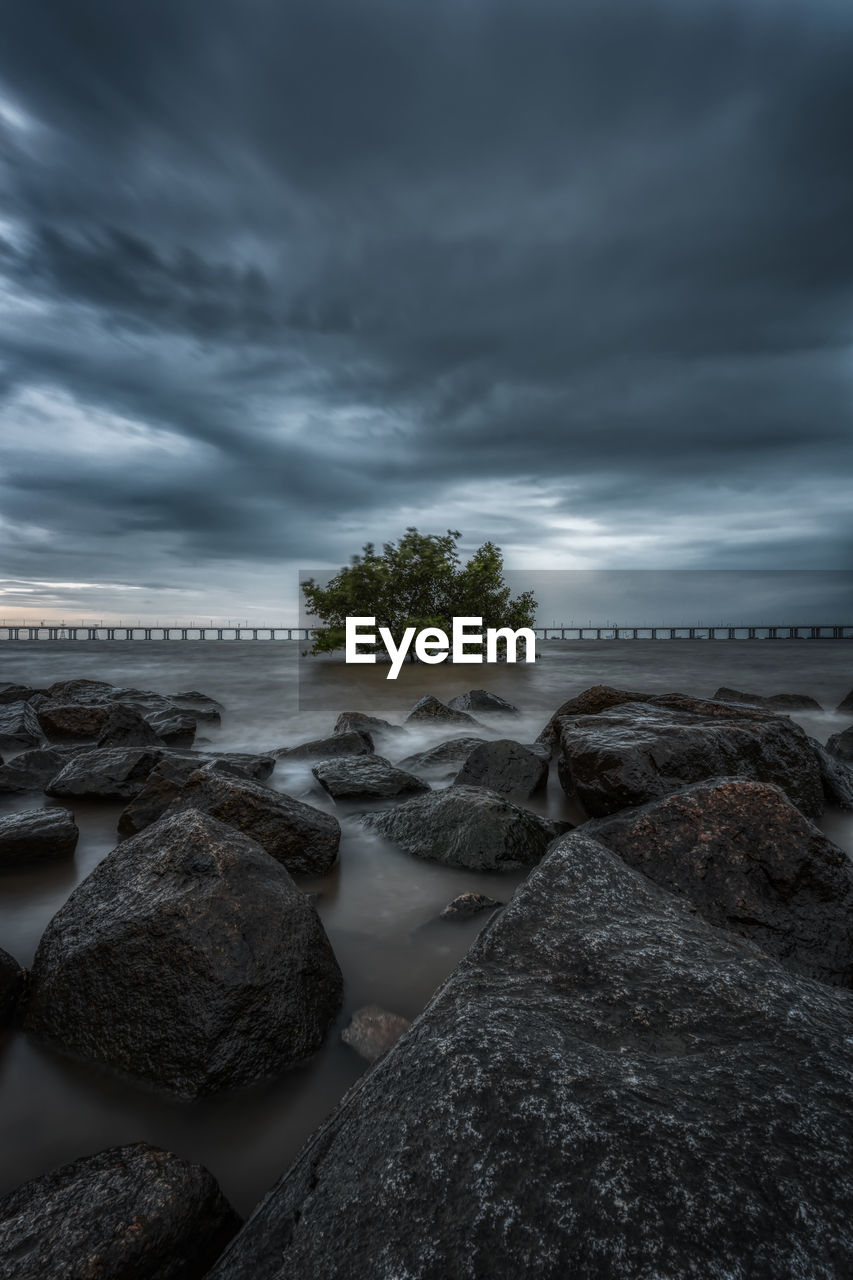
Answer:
[1,0,851,623]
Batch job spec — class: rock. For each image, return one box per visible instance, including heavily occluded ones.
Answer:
[96,702,165,747]
[46,748,165,801]
[0,947,24,1027]
[447,689,520,714]
[0,701,46,752]
[713,686,823,711]
[454,739,548,799]
[45,678,115,704]
[551,693,822,819]
[24,809,343,1097]
[826,724,853,762]
[206,833,853,1280]
[341,1006,412,1063]
[117,753,277,836]
[586,778,853,986]
[276,731,373,760]
[396,736,486,775]
[837,689,853,715]
[208,752,275,782]
[36,701,110,741]
[363,785,562,871]
[0,808,79,866]
[810,737,853,810]
[146,708,197,747]
[311,756,429,801]
[405,695,478,726]
[334,712,406,740]
[169,690,224,724]
[0,746,84,793]
[163,770,340,875]
[440,893,503,921]
[0,1142,240,1280]
[0,683,42,706]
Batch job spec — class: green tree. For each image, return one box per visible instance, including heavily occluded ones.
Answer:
[301,528,536,657]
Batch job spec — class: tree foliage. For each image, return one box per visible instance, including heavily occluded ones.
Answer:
[301,528,537,656]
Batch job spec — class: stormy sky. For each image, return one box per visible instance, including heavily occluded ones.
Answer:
[1,0,852,623]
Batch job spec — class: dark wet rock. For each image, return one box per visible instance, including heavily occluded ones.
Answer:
[206,832,853,1280]
[586,778,853,987]
[36,701,110,741]
[24,809,343,1097]
[276,731,373,760]
[117,753,277,836]
[169,690,224,724]
[45,678,115,704]
[810,737,853,810]
[405,695,478,726]
[713,685,823,711]
[396,736,486,775]
[146,708,197,746]
[341,1005,412,1063]
[0,1142,240,1280]
[0,683,42,706]
[837,689,853,715]
[0,947,24,1027]
[97,702,164,748]
[312,756,429,801]
[363,785,563,871]
[0,701,46,752]
[334,712,406,740]
[552,694,822,820]
[0,746,84,793]
[208,752,275,782]
[447,689,519,715]
[440,892,503,921]
[0,808,79,866]
[163,770,340,875]
[46,748,165,801]
[826,724,853,762]
[454,739,548,799]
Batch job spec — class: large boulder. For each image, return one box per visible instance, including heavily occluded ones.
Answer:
[163,770,340,875]
[810,737,853,810]
[0,947,24,1027]
[206,833,853,1280]
[0,808,79,866]
[0,701,46,752]
[24,809,343,1097]
[146,708,197,747]
[44,678,115,704]
[826,724,853,763]
[311,756,429,801]
[405,695,478,726]
[0,1143,240,1280]
[0,683,42,706]
[453,739,548,799]
[713,686,822,711]
[276,731,373,760]
[96,703,164,748]
[45,748,165,801]
[447,690,519,715]
[363,785,562,871]
[586,778,853,986]
[117,753,277,836]
[550,692,822,819]
[36,701,110,741]
[0,746,84,793]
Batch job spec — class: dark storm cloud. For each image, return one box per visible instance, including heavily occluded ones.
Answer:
[0,0,852,619]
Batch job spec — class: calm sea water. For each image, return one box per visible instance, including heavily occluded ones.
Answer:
[0,639,851,1214]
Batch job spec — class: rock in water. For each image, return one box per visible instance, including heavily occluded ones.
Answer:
[586,778,853,986]
[36,702,110,741]
[0,701,46,752]
[334,712,406,741]
[46,748,165,801]
[447,690,520,714]
[0,683,42,706]
[163,770,340,875]
[826,724,853,762]
[96,703,164,747]
[363,785,561,871]
[0,1143,240,1280]
[24,809,343,1097]
[206,833,853,1280]
[836,689,853,715]
[311,756,429,801]
[0,808,79,866]
[0,747,84,794]
[405,695,478,726]
[440,893,503,921]
[117,753,278,836]
[712,686,823,710]
[45,679,115,703]
[276,731,373,760]
[396,736,486,775]
[453,739,548,798]
[809,737,853,810]
[0,948,24,1027]
[341,1006,412,1063]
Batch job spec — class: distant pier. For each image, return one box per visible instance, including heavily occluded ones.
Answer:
[0,624,850,641]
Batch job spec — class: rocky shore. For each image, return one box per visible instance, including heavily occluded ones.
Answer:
[1,675,852,1277]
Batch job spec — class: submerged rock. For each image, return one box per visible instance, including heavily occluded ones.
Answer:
[440,892,503,921]
[826,724,853,762]
[312,755,429,801]
[24,809,343,1097]
[0,1142,240,1280]
[363,785,562,871]
[0,701,46,752]
[405,695,478,726]
[46,748,165,801]
[454,739,548,798]
[810,737,853,810]
[447,689,519,715]
[206,832,853,1280]
[0,948,24,1027]
[713,686,823,710]
[276,731,373,760]
[341,1006,412,1063]
[0,746,84,793]
[586,778,853,986]
[0,808,79,866]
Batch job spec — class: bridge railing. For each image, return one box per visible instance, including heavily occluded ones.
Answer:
[0,624,851,641]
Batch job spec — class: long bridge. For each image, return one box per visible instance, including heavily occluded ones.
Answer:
[0,623,851,641]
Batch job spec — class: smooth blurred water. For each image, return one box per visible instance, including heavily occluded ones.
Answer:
[0,639,851,1214]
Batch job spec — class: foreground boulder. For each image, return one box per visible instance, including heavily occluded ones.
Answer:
[341,1006,412,1063]
[454,739,548,798]
[713,686,822,711]
[447,689,519,715]
[363,786,562,871]
[826,724,853,762]
[24,810,343,1096]
[0,746,83,793]
[46,747,165,801]
[0,1143,240,1280]
[405,695,478,726]
[276,731,373,760]
[207,833,853,1280]
[586,778,853,986]
[0,808,78,866]
[0,948,24,1027]
[0,701,45,752]
[312,756,429,801]
[163,770,340,875]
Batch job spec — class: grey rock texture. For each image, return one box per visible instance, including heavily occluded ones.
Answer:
[454,739,548,798]
[440,892,503,921]
[36,701,110,741]
[0,701,46,752]
[96,703,164,747]
[0,683,42,706]
[334,712,406,741]
[837,688,853,715]
[0,808,79,866]
[0,947,24,1027]
[24,809,343,1097]
[396,736,485,776]
[447,689,519,714]
[44,678,114,703]
[405,695,478,726]
[363,785,562,871]
[712,686,822,710]
[0,1142,240,1280]
[0,747,83,793]
[146,708,197,746]
[46,748,165,801]
[276,731,373,760]
[826,724,853,762]
[116,753,277,836]
[311,755,429,801]
[810,737,853,810]
[207,833,853,1280]
[341,1005,412,1063]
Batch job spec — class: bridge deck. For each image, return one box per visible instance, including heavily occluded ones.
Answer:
[0,625,850,641]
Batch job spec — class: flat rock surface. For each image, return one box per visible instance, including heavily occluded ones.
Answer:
[341,1005,412,1063]
[24,809,343,1097]
[586,778,853,986]
[0,807,79,866]
[311,755,429,800]
[454,738,548,798]
[46,748,165,801]
[276,731,373,760]
[405,695,478,726]
[447,689,519,714]
[0,1142,240,1280]
[0,947,24,1027]
[207,832,853,1280]
[363,785,562,871]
